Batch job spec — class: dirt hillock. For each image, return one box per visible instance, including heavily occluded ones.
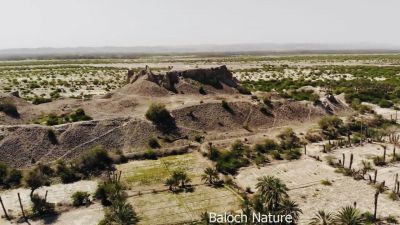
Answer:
[172,100,326,132]
[0,94,34,125]
[123,66,250,96]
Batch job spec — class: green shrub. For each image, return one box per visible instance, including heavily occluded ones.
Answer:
[277,128,300,150]
[362,211,375,224]
[194,135,204,143]
[264,139,279,151]
[71,191,91,207]
[373,156,386,166]
[209,144,249,175]
[199,86,206,95]
[387,215,398,223]
[270,150,283,160]
[0,163,8,184]
[148,138,160,149]
[378,99,393,108]
[318,116,344,139]
[56,161,79,184]
[320,179,332,186]
[69,108,92,122]
[143,150,157,160]
[145,103,172,124]
[46,114,60,126]
[31,194,55,216]
[99,199,138,225]
[73,147,113,176]
[94,181,125,206]
[6,169,22,187]
[32,97,52,105]
[260,106,272,116]
[47,129,58,144]
[284,149,302,160]
[221,100,234,113]
[253,143,266,153]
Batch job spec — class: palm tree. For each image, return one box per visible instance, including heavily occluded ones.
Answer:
[334,206,364,225]
[309,210,334,225]
[165,177,179,192]
[172,170,191,188]
[201,167,219,185]
[109,199,138,225]
[255,176,288,210]
[279,199,302,223]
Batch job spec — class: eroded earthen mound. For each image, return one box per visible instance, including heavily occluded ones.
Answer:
[122,66,250,96]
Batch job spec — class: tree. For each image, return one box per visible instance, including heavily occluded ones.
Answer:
[165,177,179,192]
[165,170,192,192]
[201,167,219,185]
[100,199,138,225]
[309,210,334,225]
[174,170,191,188]
[97,178,138,225]
[279,199,302,223]
[334,206,364,225]
[25,167,48,198]
[255,176,289,211]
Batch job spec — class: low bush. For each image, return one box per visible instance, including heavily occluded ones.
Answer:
[71,191,91,207]
[373,156,387,166]
[73,147,113,176]
[56,161,79,184]
[143,150,157,160]
[209,141,249,174]
[148,138,160,149]
[145,103,173,124]
[221,100,234,114]
[284,149,302,160]
[69,108,92,122]
[32,97,52,105]
[277,128,300,150]
[378,99,393,108]
[0,163,22,188]
[270,150,282,160]
[94,180,125,206]
[320,179,332,186]
[199,86,206,95]
[31,194,55,216]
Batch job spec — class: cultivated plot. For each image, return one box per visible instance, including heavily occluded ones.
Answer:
[117,153,242,225]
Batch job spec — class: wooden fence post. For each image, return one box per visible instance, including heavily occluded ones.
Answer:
[18,193,27,223]
[0,196,9,220]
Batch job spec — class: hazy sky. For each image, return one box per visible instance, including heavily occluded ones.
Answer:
[0,0,399,49]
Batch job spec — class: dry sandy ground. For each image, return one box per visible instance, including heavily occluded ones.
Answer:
[0,180,98,220]
[236,157,400,224]
[0,203,103,225]
[364,102,400,122]
[307,142,400,189]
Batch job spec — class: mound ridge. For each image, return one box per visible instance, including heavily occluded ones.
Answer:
[0,100,329,168]
[122,65,250,96]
